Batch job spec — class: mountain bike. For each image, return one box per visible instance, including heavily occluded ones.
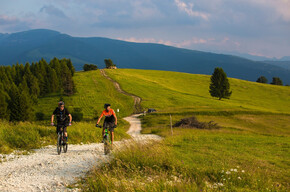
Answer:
[56,125,68,155]
[96,125,111,155]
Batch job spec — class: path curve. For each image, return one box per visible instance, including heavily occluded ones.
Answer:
[100,69,142,113]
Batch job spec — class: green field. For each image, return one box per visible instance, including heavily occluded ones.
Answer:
[37,70,134,119]
[106,69,290,113]
[1,68,289,191]
[79,69,290,191]
[0,70,133,154]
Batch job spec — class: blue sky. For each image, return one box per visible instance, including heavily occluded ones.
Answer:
[0,0,289,58]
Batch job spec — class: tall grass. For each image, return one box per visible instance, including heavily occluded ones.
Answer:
[0,119,130,154]
[80,136,288,191]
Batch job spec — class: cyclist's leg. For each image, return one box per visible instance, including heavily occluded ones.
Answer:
[56,125,60,134]
[109,123,115,145]
[64,126,68,141]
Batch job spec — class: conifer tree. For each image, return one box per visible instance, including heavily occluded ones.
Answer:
[209,67,232,100]
[0,82,8,119]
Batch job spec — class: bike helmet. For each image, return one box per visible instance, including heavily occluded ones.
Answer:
[104,103,111,109]
[58,101,65,106]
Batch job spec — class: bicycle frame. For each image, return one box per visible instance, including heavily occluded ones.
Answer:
[56,125,68,155]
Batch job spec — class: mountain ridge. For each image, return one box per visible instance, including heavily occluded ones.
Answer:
[0,29,289,84]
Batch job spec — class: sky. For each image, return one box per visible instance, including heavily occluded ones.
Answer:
[0,0,290,58]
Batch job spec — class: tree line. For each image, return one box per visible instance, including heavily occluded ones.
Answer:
[0,58,75,121]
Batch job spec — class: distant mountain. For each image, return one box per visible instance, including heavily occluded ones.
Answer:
[262,60,290,70]
[0,29,289,84]
[224,52,275,61]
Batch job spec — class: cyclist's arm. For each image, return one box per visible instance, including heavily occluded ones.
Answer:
[51,115,54,124]
[113,112,117,125]
[97,113,104,124]
[68,114,72,123]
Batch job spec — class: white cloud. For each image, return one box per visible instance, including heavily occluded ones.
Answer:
[174,0,209,20]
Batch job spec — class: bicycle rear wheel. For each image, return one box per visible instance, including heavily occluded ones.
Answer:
[104,135,110,155]
[57,134,62,155]
[63,143,68,153]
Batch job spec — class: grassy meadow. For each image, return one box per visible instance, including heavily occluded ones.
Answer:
[0,70,133,154]
[106,69,290,113]
[37,70,134,119]
[79,69,290,191]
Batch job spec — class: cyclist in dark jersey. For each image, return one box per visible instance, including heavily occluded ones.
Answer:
[51,101,72,142]
[96,104,117,145]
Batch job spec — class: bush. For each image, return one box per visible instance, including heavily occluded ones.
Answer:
[35,112,45,121]
[271,77,283,85]
[173,116,220,129]
[3,125,40,149]
[256,76,268,83]
[71,107,84,122]
[83,64,98,71]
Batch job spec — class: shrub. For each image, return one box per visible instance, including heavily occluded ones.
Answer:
[256,76,268,83]
[271,77,283,85]
[3,125,40,149]
[83,64,98,71]
[35,112,45,121]
[173,116,220,129]
[71,107,84,122]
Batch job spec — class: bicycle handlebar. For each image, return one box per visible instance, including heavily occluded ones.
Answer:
[96,124,102,128]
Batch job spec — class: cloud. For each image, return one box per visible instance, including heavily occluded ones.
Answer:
[0,0,289,57]
[174,0,209,20]
[40,5,67,18]
[0,15,20,25]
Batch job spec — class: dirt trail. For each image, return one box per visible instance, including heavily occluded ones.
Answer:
[0,115,160,192]
[0,71,159,192]
[100,69,142,113]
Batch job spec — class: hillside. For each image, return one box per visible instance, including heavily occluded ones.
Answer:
[37,70,134,119]
[79,69,289,191]
[0,29,290,84]
[106,69,290,114]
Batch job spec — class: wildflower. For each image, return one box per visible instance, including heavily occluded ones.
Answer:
[221,170,224,173]
[217,183,224,187]
[233,169,237,172]
[241,170,245,173]
[238,177,241,180]
[226,171,231,175]
[237,166,240,168]
[230,169,233,171]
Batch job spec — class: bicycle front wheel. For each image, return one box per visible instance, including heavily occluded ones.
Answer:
[57,134,62,155]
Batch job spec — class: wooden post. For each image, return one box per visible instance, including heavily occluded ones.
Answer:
[170,114,173,136]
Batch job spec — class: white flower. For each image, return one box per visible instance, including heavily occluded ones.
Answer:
[238,177,241,180]
[226,171,231,175]
[217,183,224,187]
[221,170,224,173]
[242,170,245,173]
[230,169,234,171]
[237,166,240,168]
[234,169,237,172]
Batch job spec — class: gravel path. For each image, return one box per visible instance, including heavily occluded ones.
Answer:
[0,70,160,192]
[0,114,160,192]
[100,69,143,113]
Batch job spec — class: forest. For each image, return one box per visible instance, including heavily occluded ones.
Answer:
[0,58,75,121]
